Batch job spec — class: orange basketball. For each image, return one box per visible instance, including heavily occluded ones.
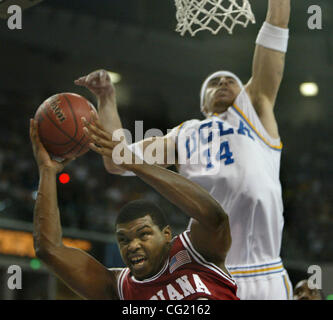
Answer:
[34,93,97,159]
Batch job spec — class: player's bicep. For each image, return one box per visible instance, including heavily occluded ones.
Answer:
[40,245,119,300]
[188,218,231,264]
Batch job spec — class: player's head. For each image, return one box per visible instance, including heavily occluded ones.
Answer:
[293,279,323,300]
[115,199,172,280]
[200,71,244,117]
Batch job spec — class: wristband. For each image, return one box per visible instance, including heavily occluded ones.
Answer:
[256,22,289,53]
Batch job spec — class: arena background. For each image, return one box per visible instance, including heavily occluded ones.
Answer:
[0,0,332,299]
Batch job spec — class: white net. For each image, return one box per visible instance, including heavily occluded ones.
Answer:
[174,0,256,36]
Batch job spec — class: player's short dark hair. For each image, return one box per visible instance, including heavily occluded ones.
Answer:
[115,199,168,230]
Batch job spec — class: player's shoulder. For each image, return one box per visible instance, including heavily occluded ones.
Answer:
[169,231,190,255]
[169,118,201,130]
[103,267,128,300]
[107,267,127,281]
[165,119,201,142]
[178,118,205,131]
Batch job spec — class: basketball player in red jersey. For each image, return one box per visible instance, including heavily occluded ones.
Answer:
[30,117,238,300]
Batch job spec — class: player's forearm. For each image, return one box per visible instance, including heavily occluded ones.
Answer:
[97,95,126,174]
[266,0,290,28]
[97,95,122,133]
[33,167,63,257]
[126,162,228,231]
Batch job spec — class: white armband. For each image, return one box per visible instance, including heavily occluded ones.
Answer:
[256,22,289,53]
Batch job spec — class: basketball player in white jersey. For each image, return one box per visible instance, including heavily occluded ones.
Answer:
[75,0,292,299]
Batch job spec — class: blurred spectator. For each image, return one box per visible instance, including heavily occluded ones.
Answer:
[293,279,323,300]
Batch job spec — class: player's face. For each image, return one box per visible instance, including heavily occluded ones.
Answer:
[293,280,322,300]
[203,76,241,115]
[116,215,172,280]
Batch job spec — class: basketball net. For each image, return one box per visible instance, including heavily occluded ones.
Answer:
[174,0,256,36]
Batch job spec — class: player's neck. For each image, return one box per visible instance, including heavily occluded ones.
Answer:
[208,105,232,117]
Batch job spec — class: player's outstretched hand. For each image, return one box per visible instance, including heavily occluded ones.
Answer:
[74,69,115,99]
[82,112,137,169]
[30,119,74,173]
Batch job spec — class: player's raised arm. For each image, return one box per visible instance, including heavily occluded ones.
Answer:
[30,119,119,300]
[83,118,232,265]
[75,70,127,174]
[246,0,291,138]
[75,70,176,174]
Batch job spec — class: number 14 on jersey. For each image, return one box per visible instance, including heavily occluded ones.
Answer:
[203,141,234,169]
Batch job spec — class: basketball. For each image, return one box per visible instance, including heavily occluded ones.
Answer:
[34,93,97,159]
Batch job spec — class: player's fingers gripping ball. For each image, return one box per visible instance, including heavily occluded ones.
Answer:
[82,115,129,164]
[82,114,115,149]
[34,93,97,159]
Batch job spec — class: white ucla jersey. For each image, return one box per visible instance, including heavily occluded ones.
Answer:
[171,89,284,271]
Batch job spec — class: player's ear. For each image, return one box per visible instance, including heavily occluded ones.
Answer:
[162,225,172,243]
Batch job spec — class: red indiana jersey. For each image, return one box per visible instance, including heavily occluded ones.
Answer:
[117,230,239,300]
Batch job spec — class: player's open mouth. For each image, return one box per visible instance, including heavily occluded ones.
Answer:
[130,256,147,267]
